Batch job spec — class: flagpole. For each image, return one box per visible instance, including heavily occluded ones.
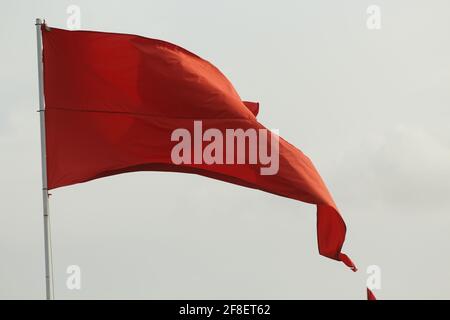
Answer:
[35,18,54,300]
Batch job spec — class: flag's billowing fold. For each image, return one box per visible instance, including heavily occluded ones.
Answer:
[42,26,356,271]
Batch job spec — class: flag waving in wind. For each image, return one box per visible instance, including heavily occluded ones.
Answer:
[41,25,357,274]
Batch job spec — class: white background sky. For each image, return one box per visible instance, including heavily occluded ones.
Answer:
[1,0,449,299]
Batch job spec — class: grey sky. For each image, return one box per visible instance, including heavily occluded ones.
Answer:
[1,0,449,299]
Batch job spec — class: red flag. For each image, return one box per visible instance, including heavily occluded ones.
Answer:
[367,288,377,300]
[42,26,356,271]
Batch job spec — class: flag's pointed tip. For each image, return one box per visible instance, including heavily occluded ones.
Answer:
[242,101,259,117]
[338,252,357,272]
[367,288,377,300]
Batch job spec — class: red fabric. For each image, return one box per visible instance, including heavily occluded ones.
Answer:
[242,101,259,116]
[367,288,377,300]
[42,26,354,269]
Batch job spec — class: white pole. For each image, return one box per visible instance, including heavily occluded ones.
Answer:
[35,18,54,300]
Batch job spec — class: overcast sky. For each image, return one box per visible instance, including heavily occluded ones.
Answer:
[1,0,449,299]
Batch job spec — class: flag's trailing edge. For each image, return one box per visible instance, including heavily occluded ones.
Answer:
[367,288,377,300]
[41,25,357,275]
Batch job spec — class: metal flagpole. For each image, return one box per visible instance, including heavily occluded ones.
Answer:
[35,18,54,300]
